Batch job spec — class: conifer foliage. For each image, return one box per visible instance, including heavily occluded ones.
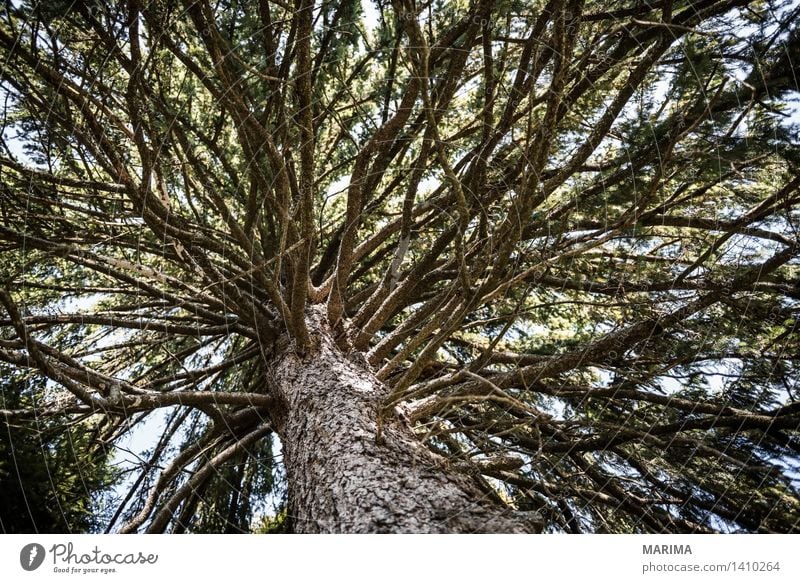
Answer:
[1,0,798,532]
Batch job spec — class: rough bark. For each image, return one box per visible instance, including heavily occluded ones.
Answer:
[268,308,541,533]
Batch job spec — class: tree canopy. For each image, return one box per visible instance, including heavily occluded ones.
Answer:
[0,0,798,533]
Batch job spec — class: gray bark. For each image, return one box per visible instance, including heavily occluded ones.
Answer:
[268,308,542,533]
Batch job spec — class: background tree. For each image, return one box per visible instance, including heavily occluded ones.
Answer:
[0,0,798,533]
[0,367,117,533]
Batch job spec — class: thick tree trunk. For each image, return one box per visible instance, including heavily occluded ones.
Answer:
[268,309,541,533]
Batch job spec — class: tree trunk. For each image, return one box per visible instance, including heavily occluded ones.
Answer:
[268,308,541,533]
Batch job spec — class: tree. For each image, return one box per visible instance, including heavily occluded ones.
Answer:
[0,366,117,533]
[0,0,798,533]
